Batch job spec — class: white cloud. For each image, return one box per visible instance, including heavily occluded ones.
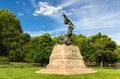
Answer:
[32,0,78,16]
[25,31,45,37]
[33,2,62,16]
[17,12,24,16]
[30,0,37,8]
[74,12,120,30]
[30,0,120,44]
[33,13,39,16]
[81,5,95,9]
[26,25,67,37]
[17,1,26,6]
[60,0,78,7]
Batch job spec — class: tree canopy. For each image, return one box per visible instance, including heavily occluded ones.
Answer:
[0,9,31,62]
[25,33,54,66]
[0,9,120,67]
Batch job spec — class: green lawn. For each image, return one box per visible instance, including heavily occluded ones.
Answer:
[0,67,120,79]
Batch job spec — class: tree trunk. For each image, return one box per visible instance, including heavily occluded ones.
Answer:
[100,56,104,67]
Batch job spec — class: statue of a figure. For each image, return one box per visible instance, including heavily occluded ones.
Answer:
[59,13,75,45]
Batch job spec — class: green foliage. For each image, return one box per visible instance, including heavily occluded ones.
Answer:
[0,9,31,62]
[77,34,96,62]
[49,32,119,67]
[26,33,54,65]
[0,9,22,56]
[53,36,61,44]
[113,46,120,62]
[0,62,39,68]
[90,33,117,67]
[0,9,120,67]
[0,57,9,64]
[71,33,79,45]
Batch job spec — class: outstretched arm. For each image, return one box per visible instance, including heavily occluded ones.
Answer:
[62,13,75,27]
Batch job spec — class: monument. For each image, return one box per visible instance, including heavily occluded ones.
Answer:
[36,13,97,75]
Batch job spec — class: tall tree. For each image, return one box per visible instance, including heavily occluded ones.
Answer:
[0,9,31,62]
[92,33,117,67]
[0,9,22,56]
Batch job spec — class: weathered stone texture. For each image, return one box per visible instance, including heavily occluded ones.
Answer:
[36,44,97,75]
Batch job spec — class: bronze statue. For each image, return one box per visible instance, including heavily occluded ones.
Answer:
[59,13,75,45]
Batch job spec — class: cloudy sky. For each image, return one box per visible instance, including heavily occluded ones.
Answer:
[0,0,120,45]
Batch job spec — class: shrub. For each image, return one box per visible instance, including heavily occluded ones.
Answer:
[0,56,9,64]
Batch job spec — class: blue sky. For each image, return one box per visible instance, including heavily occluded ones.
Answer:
[0,0,120,45]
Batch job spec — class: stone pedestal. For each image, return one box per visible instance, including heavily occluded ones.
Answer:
[36,44,97,75]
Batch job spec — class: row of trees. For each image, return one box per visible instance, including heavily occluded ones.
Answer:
[0,9,120,67]
[54,33,120,67]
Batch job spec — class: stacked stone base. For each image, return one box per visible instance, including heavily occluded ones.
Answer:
[36,68,96,75]
[36,44,97,75]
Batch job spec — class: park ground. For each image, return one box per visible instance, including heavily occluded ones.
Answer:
[0,63,120,79]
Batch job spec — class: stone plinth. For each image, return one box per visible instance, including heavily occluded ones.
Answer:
[36,44,97,75]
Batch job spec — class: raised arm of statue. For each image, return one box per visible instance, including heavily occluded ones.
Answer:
[62,13,75,27]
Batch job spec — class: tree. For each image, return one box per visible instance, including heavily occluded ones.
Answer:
[26,33,54,66]
[9,33,31,62]
[0,9,22,57]
[53,36,61,44]
[113,46,120,62]
[0,9,31,62]
[77,34,96,63]
[92,33,117,67]
[71,33,79,45]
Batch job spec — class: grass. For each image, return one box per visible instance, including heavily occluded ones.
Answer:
[0,62,39,68]
[0,67,120,79]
